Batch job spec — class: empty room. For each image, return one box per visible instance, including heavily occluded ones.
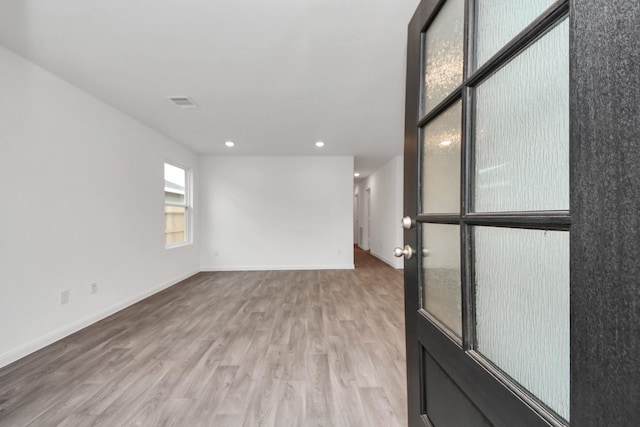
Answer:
[0,0,413,425]
[1,1,640,427]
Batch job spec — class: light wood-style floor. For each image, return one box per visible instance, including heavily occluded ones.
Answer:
[0,248,407,426]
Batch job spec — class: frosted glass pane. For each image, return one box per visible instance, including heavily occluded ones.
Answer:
[474,20,569,212]
[475,0,556,68]
[421,101,461,213]
[422,224,461,337]
[420,0,464,116]
[475,227,569,421]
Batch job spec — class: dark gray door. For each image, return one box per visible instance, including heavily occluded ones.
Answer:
[402,1,571,425]
[402,1,640,426]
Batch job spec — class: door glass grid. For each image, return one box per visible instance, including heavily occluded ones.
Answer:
[417,0,570,423]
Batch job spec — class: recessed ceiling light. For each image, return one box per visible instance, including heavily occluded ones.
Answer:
[315,141,325,148]
[354,172,360,177]
[225,141,235,147]
[439,140,452,147]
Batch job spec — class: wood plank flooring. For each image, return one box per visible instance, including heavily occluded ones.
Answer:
[0,249,407,426]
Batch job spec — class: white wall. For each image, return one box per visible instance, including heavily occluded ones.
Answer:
[200,156,354,270]
[0,47,200,368]
[355,155,404,269]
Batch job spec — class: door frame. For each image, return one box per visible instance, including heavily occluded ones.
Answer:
[354,193,359,245]
[365,187,371,250]
[402,0,640,425]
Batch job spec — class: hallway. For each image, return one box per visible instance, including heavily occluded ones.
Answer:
[0,250,407,426]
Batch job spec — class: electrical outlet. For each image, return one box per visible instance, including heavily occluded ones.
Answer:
[60,290,70,305]
[91,282,98,294]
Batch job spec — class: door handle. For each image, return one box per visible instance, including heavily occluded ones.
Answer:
[393,245,414,260]
[401,216,413,230]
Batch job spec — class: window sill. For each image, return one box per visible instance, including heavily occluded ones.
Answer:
[165,241,193,250]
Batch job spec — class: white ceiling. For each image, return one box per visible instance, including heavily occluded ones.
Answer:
[0,0,419,177]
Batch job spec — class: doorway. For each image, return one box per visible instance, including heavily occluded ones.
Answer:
[365,188,371,251]
[354,193,359,245]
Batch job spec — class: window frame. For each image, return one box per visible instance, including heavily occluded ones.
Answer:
[164,161,193,249]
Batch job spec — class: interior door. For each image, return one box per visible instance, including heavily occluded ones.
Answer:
[401,1,571,426]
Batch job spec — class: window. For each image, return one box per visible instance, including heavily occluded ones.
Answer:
[164,162,190,246]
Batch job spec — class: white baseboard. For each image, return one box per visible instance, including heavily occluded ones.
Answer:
[0,269,199,369]
[371,251,404,270]
[201,264,355,272]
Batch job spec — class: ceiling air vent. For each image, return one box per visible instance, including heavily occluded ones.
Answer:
[167,96,199,109]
